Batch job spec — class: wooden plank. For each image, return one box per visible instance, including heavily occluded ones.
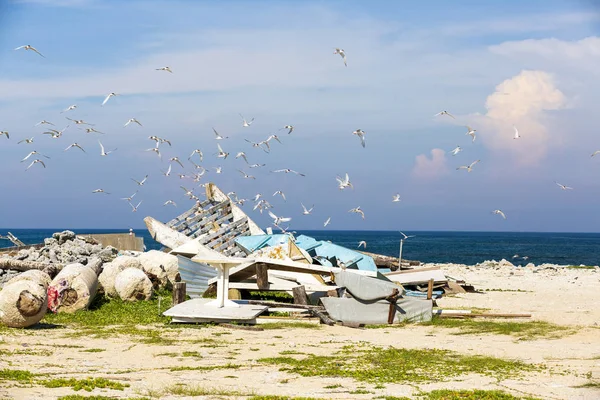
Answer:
[426,279,434,300]
[202,219,249,248]
[196,217,245,245]
[172,282,187,305]
[386,266,442,275]
[292,286,309,305]
[187,212,233,237]
[166,203,202,227]
[256,263,269,290]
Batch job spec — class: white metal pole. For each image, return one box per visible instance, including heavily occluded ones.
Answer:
[399,239,404,267]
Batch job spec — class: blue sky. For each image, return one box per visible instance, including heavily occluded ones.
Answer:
[1,0,600,232]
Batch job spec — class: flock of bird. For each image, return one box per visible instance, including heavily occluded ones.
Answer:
[5,42,596,239]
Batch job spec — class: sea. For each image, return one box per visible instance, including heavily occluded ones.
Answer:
[1,229,599,266]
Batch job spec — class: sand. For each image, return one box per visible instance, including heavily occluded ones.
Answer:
[1,264,599,400]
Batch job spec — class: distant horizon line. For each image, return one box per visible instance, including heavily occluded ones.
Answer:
[1,228,600,235]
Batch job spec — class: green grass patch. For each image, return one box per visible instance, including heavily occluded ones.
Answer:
[248,291,294,301]
[350,389,373,394]
[79,348,105,353]
[259,344,537,384]
[324,384,342,389]
[41,377,129,392]
[247,396,319,400]
[182,351,202,358]
[567,265,596,270]
[484,289,530,292]
[259,322,321,330]
[575,381,600,389]
[58,396,149,400]
[425,317,573,340]
[169,363,241,372]
[279,350,306,355]
[0,348,53,356]
[0,368,35,382]
[42,291,172,327]
[422,389,542,399]
[147,383,248,397]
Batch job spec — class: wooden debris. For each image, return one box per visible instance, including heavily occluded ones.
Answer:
[172,282,186,305]
[292,285,309,306]
[0,259,64,272]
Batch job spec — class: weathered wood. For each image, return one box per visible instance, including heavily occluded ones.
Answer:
[186,212,233,237]
[439,313,532,319]
[292,285,309,305]
[167,203,201,227]
[172,282,187,305]
[255,264,269,290]
[427,279,434,300]
[247,300,323,310]
[0,258,64,272]
[309,308,335,326]
[201,218,248,247]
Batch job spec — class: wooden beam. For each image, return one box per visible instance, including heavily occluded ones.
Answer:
[426,279,434,300]
[292,285,309,305]
[172,282,187,305]
[255,263,269,290]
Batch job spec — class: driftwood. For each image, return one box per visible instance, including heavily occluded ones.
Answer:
[309,308,335,326]
[0,258,64,272]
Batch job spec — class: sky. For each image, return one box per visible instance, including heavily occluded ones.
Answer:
[1,0,600,232]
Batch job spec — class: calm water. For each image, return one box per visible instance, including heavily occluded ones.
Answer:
[1,229,599,266]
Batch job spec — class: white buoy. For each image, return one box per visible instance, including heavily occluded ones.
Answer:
[47,264,98,313]
[0,270,51,328]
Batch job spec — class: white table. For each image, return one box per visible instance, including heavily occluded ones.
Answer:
[190,256,252,308]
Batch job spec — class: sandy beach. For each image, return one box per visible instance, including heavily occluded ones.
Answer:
[0,262,598,400]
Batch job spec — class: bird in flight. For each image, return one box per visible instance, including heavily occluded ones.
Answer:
[64,143,86,153]
[349,206,365,219]
[124,118,142,127]
[156,66,173,73]
[189,149,203,162]
[272,168,305,176]
[268,211,291,226]
[25,159,46,170]
[324,217,331,227]
[0,131,9,139]
[101,92,120,106]
[15,44,44,57]
[83,127,105,134]
[434,110,455,119]
[18,137,34,144]
[336,173,352,190]
[42,126,68,139]
[61,105,77,113]
[392,194,401,202]
[450,146,462,156]
[513,125,520,139]
[236,152,248,164]
[35,120,54,127]
[238,170,255,179]
[466,126,477,143]
[333,48,347,66]
[121,191,137,202]
[214,166,223,174]
[92,189,110,194]
[239,114,254,127]
[301,203,314,215]
[132,175,149,186]
[457,160,480,173]
[217,143,229,159]
[273,190,286,201]
[492,209,506,219]
[353,129,366,148]
[163,200,177,207]
[282,125,294,134]
[358,241,367,249]
[213,128,228,140]
[248,163,265,168]
[98,140,116,156]
[129,201,143,212]
[66,117,94,126]
[399,231,416,240]
[146,147,161,160]
[170,157,184,168]
[555,181,573,190]
[21,151,49,162]
[162,164,172,177]
[590,150,600,157]
[266,134,282,145]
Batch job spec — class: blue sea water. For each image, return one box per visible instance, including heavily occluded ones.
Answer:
[1,229,599,266]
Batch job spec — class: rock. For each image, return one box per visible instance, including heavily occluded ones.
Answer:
[53,230,76,245]
[114,268,153,301]
[138,250,180,289]
[498,259,514,267]
[110,256,142,270]
[525,263,535,269]
[97,247,118,263]
[44,238,58,247]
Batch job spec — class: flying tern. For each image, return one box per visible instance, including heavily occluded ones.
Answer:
[555,181,573,190]
[434,110,455,119]
[214,166,222,174]
[513,125,520,139]
[61,105,77,113]
[358,241,367,249]
[21,151,49,162]
[156,66,173,73]
[336,173,352,190]
[101,92,119,106]
[591,150,600,157]
[83,127,104,134]
[66,117,94,126]
[162,164,172,177]
[492,209,506,219]
[466,126,477,142]
[145,147,161,160]
[92,189,109,194]
[121,191,137,202]
[266,134,282,144]
[236,152,248,163]
[272,168,305,176]
[129,201,143,212]
[169,157,184,168]
[98,140,116,156]
[392,194,401,202]
[238,169,255,179]
[333,48,347,66]
[213,128,228,140]
[353,129,366,148]
[273,191,286,201]
[163,200,177,207]
[25,159,46,170]
[18,138,34,144]
[0,131,9,139]
[124,118,142,127]
[35,120,54,127]
[349,206,365,219]
[282,125,294,134]
[64,143,86,153]
[248,163,265,168]
[457,159,480,172]
[216,143,229,159]
[450,146,462,156]
[268,211,291,226]
[15,44,44,57]
[239,114,255,127]
[301,203,314,215]
[324,217,331,227]
[132,175,149,186]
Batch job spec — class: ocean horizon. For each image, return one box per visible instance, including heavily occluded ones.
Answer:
[2,228,599,267]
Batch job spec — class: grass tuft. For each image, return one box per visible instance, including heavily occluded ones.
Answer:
[58,396,149,400]
[80,348,105,353]
[424,317,573,340]
[259,322,321,330]
[0,369,34,382]
[259,344,537,384]
[147,383,249,397]
[169,363,241,372]
[41,377,129,392]
[423,389,542,399]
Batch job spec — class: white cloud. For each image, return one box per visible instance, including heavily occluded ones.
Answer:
[474,70,567,165]
[412,148,449,180]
